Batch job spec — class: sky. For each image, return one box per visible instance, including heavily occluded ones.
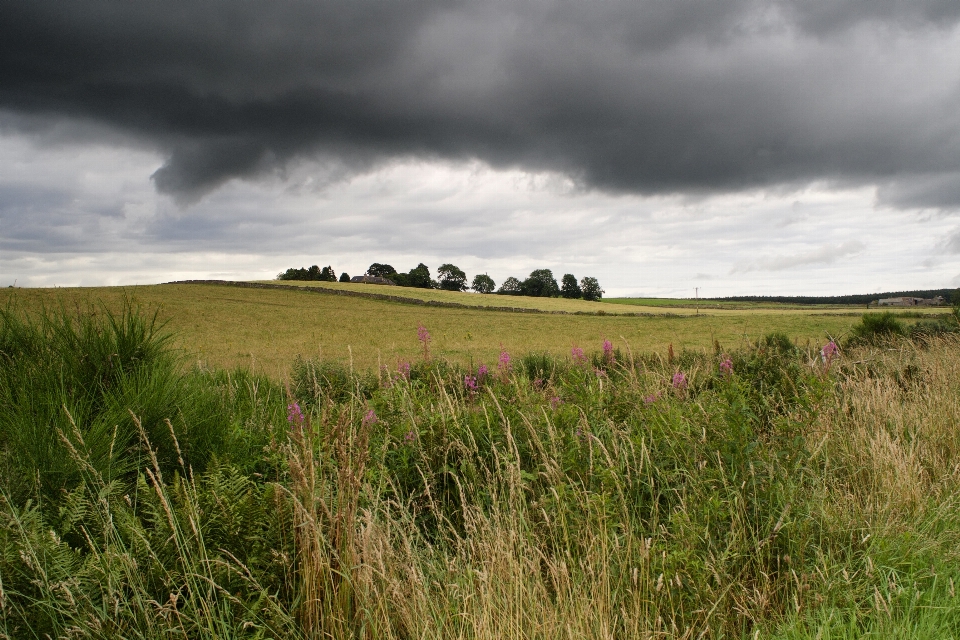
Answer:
[2,0,960,297]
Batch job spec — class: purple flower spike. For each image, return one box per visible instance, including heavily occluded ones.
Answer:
[719,356,733,376]
[602,339,614,362]
[821,341,838,365]
[550,396,562,409]
[672,372,688,390]
[464,374,478,391]
[571,346,587,364]
[417,324,431,344]
[362,409,378,428]
[498,348,511,370]
[287,402,305,428]
[477,364,489,379]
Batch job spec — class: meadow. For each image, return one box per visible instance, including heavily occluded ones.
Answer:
[1,282,938,376]
[1,295,959,639]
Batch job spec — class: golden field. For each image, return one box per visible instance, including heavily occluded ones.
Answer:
[1,282,944,376]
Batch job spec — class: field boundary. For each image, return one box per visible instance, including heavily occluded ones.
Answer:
[165,280,676,318]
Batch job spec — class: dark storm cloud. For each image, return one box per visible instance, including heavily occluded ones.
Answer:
[3,0,960,203]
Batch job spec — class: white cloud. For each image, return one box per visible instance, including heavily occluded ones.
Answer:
[2,130,959,297]
[731,241,865,273]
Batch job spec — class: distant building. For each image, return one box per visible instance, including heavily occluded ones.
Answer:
[877,296,945,307]
[350,275,396,285]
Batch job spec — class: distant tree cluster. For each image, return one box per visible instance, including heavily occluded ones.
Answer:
[496,269,604,301]
[276,265,337,281]
[276,262,603,300]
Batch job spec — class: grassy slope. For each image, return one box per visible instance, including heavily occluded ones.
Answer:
[0,284,879,375]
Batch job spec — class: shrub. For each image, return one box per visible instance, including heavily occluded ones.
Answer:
[847,312,906,346]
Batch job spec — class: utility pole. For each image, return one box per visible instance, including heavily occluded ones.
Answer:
[695,287,699,316]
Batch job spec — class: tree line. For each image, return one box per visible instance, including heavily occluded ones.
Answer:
[277,263,604,300]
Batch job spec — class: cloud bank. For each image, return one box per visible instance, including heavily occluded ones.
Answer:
[3,0,960,205]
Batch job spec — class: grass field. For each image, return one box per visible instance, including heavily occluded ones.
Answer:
[0,282,924,376]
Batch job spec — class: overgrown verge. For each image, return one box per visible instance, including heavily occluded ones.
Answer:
[2,302,959,638]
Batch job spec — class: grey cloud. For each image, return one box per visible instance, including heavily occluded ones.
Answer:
[877,173,960,211]
[2,0,960,203]
[731,240,865,272]
[943,230,960,254]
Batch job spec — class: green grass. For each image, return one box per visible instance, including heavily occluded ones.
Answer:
[2,302,960,638]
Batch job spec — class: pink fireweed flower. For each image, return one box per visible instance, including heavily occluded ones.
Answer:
[719,356,733,377]
[477,364,489,380]
[672,372,688,390]
[362,409,378,428]
[571,346,587,365]
[821,340,838,365]
[404,429,417,444]
[498,348,511,371]
[397,360,411,380]
[644,393,660,405]
[549,395,562,409]
[417,324,431,360]
[602,339,614,363]
[287,402,305,428]
[464,375,478,392]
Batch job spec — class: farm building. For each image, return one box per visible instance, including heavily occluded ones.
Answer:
[350,275,396,285]
[877,296,945,307]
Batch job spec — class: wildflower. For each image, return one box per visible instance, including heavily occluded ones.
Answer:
[571,346,587,364]
[550,396,562,409]
[821,340,838,365]
[397,360,411,380]
[644,393,659,405]
[362,409,378,428]
[417,324,432,360]
[464,374,478,392]
[404,429,417,444]
[533,377,544,389]
[672,372,688,390]
[719,356,733,377]
[498,347,511,372]
[477,364,489,379]
[287,402,305,428]
[602,339,614,363]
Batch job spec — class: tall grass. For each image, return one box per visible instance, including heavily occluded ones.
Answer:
[2,303,959,638]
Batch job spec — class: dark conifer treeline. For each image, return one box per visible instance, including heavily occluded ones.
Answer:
[708,289,957,305]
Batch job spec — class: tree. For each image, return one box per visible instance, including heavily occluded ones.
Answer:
[521,269,560,297]
[560,273,581,299]
[319,266,336,282]
[437,263,468,291]
[408,263,432,288]
[497,277,523,295]
[580,276,604,301]
[339,272,351,282]
[366,263,397,278]
[472,273,496,294]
